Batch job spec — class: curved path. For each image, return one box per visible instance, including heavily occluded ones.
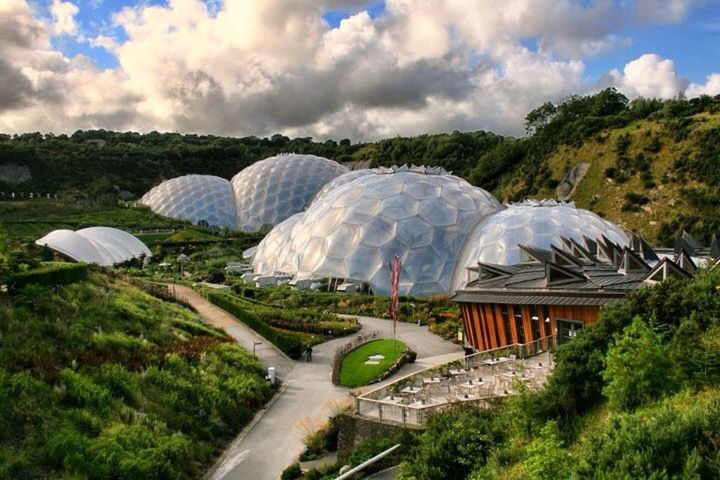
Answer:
[168,285,462,480]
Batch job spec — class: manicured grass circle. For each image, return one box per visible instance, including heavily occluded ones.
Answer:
[339,339,407,388]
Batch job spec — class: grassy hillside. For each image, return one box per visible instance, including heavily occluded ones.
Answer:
[519,112,720,245]
[489,92,720,246]
[0,271,273,479]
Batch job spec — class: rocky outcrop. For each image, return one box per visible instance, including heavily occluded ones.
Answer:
[0,163,31,184]
[556,163,590,201]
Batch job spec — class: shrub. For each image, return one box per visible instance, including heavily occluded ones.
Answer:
[7,262,87,293]
[603,317,681,410]
[280,462,302,480]
[540,301,634,418]
[58,368,113,413]
[94,363,138,405]
[399,406,502,480]
[86,424,193,480]
[47,427,91,472]
[522,422,572,480]
[574,390,720,478]
[92,331,149,352]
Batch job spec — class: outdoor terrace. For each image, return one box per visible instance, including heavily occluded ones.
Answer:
[355,336,556,426]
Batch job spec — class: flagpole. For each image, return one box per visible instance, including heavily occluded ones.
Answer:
[389,255,400,350]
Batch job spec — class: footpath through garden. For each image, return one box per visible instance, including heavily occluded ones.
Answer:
[167,285,462,480]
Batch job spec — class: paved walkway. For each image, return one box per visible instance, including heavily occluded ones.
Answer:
[168,284,295,378]
[167,285,462,480]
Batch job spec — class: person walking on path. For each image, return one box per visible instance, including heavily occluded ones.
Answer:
[306,346,313,362]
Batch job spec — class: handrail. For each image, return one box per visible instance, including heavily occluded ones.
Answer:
[334,444,401,480]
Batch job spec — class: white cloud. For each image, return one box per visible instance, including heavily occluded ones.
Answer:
[0,0,718,140]
[687,73,720,97]
[50,0,79,36]
[90,35,118,52]
[608,53,689,98]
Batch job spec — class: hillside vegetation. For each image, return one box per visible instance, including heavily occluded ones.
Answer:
[0,268,273,479]
[496,91,720,245]
[391,268,720,480]
[2,90,719,246]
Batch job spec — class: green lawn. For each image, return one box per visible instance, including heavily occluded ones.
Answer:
[339,339,407,388]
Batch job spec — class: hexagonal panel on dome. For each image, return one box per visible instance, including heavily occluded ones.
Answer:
[140,175,237,229]
[251,212,304,275]
[231,154,347,232]
[451,201,630,291]
[254,168,504,296]
[311,169,378,204]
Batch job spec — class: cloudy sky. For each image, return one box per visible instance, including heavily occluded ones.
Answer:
[1,0,719,140]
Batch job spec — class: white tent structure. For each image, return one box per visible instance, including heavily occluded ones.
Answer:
[36,227,151,266]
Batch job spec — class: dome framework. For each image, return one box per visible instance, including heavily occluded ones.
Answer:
[231,154,348,232]
[140,174,237,229]
[254,167,504,296]
[451,200,630,291]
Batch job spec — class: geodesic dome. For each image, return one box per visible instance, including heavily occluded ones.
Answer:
[260,168,504,296]
[36,227,151,266]
[140,175,237,229]
[251,212,304,275]
[451,200,630,290]
[231,154,347,232]
[311,168,378,203]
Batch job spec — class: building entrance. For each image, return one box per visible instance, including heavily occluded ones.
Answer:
[556,318,583,344]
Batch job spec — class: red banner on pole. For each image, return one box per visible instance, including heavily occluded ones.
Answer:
[390,256,401,339]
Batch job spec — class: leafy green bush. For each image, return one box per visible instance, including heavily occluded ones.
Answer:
[58,369,113,413]
[573,390,720,478]
[281,462,302,480]
[7,262,87,293]
[399,406,502,480]
[85,424,193,480]
[521,422,572,480]
[603,317,681,410]
[539,302,633,419]
[92,331,149,352]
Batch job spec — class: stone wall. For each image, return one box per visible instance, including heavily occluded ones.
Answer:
[336,411,423,462]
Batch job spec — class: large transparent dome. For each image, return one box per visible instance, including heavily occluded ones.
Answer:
[140,175,237,229]
[231,154,347,233]
[259,168,504,296]
[251,212,304,275]
[311,169,377,203]
[451,200,629,290]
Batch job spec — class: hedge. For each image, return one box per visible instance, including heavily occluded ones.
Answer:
[7,262,88,293]
[216,288,360,337]
[203,290,305,359]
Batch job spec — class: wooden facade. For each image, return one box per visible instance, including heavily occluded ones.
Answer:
[459,302,600,351]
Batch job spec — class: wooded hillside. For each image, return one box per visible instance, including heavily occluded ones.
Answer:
[2,89,719,246]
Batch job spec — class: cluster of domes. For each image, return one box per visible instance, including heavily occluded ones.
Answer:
[251,174,630,296]
[36,227,151,266]
[140,154,347,232]
[141,154,631,297]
